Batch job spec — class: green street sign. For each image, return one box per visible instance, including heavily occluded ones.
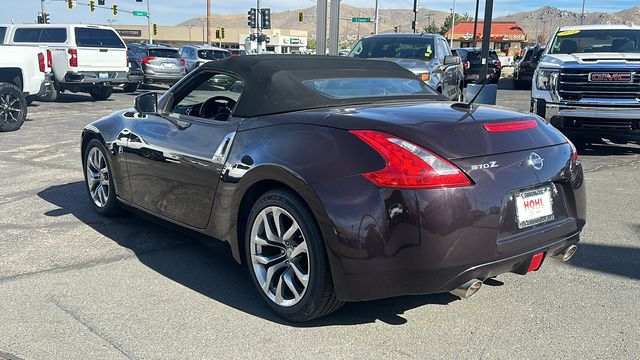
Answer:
[133,11,148,16]
[351,17,371,23]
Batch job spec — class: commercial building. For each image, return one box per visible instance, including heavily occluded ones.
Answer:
[445,21,527,54]
[111,24,308,53]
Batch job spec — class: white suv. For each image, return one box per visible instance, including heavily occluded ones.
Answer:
[2,24,129,101]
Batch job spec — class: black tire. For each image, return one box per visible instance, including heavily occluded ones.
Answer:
[89,86,113,101]
[122,83,139,93]
[83,139,121,217]
[245,189,343,322]
[26,95,37,105]
[0,82,27,132]
[39,83,59,102]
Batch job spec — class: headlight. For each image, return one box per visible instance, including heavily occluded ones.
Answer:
[536,69,558,90]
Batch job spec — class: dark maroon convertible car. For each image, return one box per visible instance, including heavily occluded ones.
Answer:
[81,55,586,321]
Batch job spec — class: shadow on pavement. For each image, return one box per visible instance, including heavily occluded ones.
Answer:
[568,242,640,281]
[38,181,457,327]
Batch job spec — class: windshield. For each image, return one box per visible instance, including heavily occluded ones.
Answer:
[198,49,229,60]
[349,37,435,61]
[148,48,179,58]
[303,78,437,99]
[549,29,640,54]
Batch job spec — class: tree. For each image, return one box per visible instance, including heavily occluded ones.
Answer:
[307,38,317,50]
[422,22,440,35]
[440,12,474,35]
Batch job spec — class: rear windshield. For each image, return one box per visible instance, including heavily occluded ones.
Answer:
[467,51,499,64]
[549,29,640,54]
[349,37,435,61]
[303,78,437,99]
[198,49,229,60]
[75,28,125,48]
[230,50,247,55]
[0,27,6,43]
[148,48,179,58]
[13,28,67,43]
[522,49,534,61]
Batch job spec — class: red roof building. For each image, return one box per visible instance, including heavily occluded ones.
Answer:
[445,21,527,54]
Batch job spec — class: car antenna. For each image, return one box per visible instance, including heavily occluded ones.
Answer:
[451,76,490,110]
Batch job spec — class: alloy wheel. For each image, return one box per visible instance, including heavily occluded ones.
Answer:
[250,206,310,307]
[0,93,22,123]
[86,147,110,208]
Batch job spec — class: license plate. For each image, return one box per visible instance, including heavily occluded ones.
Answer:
[161,63,174,68]
[98,72,109,79]
[515,187,554,229]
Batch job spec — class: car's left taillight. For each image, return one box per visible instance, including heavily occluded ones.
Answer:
[46,49,52,68]
[38,52,46,72]
[349,130,472,189]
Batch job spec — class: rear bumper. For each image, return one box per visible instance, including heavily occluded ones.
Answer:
[532,98,640,137]
[142,72,185,85]
[63,71,129,85]
[127,70,144,84]
[36,73,53,97]
[465,70,501,83]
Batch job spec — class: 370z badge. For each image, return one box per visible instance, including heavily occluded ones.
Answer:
[471,161,499,171]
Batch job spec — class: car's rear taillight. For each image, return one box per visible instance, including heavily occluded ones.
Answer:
[178,57,186,66]
[350,130,472,189]
[463,61,470,70]
[68,49,78,67]
[521,61,530,68]
[495,60,502,69]
[483,120,538,132]
[143,56,156,64]
[38,52,46,72]
[566,138,580,164]
[46,49,52,68]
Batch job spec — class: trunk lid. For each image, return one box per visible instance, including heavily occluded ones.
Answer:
[325,102,567,160]
[145,48,184,74]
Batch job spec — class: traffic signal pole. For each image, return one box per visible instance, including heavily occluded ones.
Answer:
[146,0,153,44]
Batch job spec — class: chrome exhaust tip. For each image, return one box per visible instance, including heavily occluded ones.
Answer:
[450,279,483,299]
[554,245,578,262]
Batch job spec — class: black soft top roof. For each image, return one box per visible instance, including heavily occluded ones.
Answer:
[199,55,438,118]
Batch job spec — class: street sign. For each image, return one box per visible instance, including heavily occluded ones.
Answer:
[351,17,371,23]
[133,11,147,16]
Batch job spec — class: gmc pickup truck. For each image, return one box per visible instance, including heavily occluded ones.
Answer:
[0,44,51,132]
[1,24,128,102]
[531,25,640,146]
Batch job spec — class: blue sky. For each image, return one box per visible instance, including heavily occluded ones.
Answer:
[3,0,639,26]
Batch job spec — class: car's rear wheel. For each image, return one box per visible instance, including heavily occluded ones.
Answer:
[89,86,113,101]
[245,189,343,322]
[0,82,27,132]
[39,83,59,102]
[122,83,139,93]
[83,139,121,216]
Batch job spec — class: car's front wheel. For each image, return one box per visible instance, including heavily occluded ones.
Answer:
[245,189,343,322]
[83,139,121,216]
[0,82,27,132]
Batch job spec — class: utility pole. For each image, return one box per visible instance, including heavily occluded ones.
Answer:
[187,24,194,43]
[207,0,212,45]
[479,0,494,81]
[256,0,261,54]
[472,0,480,47]
[374,0,380,34]
[450,0,457,47]
[412,0,419,33]
[328,0,340,55]
[40,0,45,18]
[107,19,117,27]
[426,10,433,29]
[580,0,586,25]
[146,0,153,44]
[316,0,328,55]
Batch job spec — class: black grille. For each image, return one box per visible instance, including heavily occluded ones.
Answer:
[559,117,639,131]
[558,68,640,101]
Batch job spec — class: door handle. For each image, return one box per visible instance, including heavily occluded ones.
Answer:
[212,132,236,164]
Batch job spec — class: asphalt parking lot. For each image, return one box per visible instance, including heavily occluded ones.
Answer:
[1,83,639,359]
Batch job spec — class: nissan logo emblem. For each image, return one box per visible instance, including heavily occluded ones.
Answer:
[528,152,544,170]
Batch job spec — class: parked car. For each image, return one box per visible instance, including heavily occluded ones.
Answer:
[121,49,144,93]
[455,47,502,84]
[81,55,585,322]
[2,24,129,101]
[348,33,464,101]
[0,44,52,131]
[513,45,545,89]
[178,45,230,72]
[531,24,640,146]
[127,43,186,86]
[228,49,248,57]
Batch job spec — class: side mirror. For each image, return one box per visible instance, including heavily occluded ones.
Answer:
[134,92,158,114]
[444,55,461,65]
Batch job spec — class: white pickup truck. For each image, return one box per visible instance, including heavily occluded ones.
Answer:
[531,25,640,146]
[1,24,129,101]
[0,44,51,132]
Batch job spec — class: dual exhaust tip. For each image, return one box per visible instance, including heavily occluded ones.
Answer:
[450,245,578,299]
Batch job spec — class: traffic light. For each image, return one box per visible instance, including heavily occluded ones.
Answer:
[257,34,270,43]
[97,0,105,4]
[247,8,257,29]
[67,0,74,10]
[221,27,225,39]
[152,23,158,36]
[261,8,271,29]
[215,28,220,39]
[89,0,95,13]
[42,12,50,24]
[298,11,304,22]
[111,4,118,16]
